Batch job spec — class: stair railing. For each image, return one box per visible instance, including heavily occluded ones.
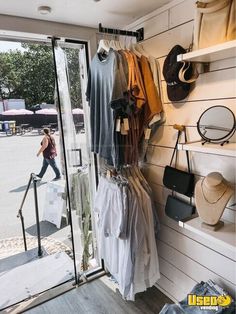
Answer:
[17,173,42,257]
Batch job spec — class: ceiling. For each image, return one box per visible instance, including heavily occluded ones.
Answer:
[0,0,172,29]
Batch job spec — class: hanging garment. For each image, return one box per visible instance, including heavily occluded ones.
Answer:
[86,50,127,165]
[94,170,160,301]
[140,55,163,126]
[71,168,92,271]
[86,46,163,167]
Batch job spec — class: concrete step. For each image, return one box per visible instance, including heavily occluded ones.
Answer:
[0,247,47,273]
[0,252,74,310]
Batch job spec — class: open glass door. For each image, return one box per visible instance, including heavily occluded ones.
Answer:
[51,38,101,282]
[0,35,101,311]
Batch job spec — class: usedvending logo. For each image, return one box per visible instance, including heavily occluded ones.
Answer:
[188,294,232,311]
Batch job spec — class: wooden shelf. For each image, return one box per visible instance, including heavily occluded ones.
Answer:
[177,40,236,63]
[179,217,236,252]
[178,142,236,157]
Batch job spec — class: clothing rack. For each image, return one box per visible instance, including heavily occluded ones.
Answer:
[98,23,144,42]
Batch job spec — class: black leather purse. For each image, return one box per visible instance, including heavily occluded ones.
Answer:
[163,128,194,197]
[163,127,196,221]
[165,194,195,222]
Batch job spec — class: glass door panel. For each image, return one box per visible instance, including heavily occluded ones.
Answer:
[52,39,100,281]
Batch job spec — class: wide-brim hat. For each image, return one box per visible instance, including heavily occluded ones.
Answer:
[195,172,233,225]
[163,45,198,102]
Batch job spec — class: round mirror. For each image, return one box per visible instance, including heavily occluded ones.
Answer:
[197,106,236,143]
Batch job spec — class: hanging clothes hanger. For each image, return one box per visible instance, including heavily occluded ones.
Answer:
[118,35,124,50]
[110,39,117,50]
[117,38,123,50]
[133,166,143,181]
[115,38,122,50]
[130,167,138,181]
[126,36,133,51]
[130,39,142,58]
[134,43,149,57]
[97,37,110,53]
[113,31,123,50]
[110,30,118,50]
[124,35,128,50]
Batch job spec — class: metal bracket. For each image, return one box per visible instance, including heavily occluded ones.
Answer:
[136,27,144,42]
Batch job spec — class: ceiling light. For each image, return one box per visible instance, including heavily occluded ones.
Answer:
[38,6,52,15]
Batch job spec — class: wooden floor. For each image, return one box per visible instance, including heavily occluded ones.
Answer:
[24,276,172,314]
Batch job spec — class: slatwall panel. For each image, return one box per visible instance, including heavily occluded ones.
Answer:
[155,201,236,260]
[127,0,236,302]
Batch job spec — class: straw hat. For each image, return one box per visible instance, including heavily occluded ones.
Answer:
[195,172,234,225]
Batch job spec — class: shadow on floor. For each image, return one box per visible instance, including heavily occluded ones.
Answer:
[9,181,47,193]
[23,276,172,314]
[26,219,68,237]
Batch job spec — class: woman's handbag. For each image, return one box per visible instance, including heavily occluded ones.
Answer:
[165,195,195,222]
[163,127,195,197]
[49,136,57,159]
[193,0,236,49]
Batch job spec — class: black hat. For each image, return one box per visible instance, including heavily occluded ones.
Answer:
[163,45,198,102]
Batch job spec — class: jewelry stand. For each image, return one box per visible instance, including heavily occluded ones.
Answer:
[201,220,224,231]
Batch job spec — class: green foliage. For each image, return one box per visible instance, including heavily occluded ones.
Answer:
[0,49,24,100]
[20,43,55,107]
[0,44,55,108]
[0,43,82,109]
[64,48,82,109]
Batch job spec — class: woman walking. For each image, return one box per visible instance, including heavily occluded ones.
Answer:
[36,128,61,181]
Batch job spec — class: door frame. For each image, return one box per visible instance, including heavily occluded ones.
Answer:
[0,32,105,311]
[51,36,103,282]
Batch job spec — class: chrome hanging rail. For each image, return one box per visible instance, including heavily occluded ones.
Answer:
[98,23,144,42]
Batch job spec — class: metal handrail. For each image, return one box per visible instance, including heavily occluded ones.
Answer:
[17,173,42,257]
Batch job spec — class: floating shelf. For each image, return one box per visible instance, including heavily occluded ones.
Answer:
[177,40,236,63]
[179,217,236,252]
[178,142,236,157]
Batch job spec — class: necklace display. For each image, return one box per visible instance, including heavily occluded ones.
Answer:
[201,178,228,204]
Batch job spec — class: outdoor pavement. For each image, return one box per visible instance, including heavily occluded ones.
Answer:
[0,131,87,249]
[0,132,66,240]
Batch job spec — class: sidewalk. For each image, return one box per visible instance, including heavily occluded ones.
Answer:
[0,133,69,242]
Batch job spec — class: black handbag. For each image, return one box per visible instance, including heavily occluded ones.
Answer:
[165,194,195,222]
[163,129,194,197]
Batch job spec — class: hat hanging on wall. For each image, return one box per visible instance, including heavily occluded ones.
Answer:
[163,45,199,102]
[195,172,234,228]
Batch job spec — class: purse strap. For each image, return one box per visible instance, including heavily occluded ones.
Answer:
[170,127,191,173]
[184,130,191,173]
[170,127,193,204]
[170,130,181,167]
[47,135,55,148]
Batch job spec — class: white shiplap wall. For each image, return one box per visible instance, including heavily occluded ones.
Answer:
[127,0,236,302]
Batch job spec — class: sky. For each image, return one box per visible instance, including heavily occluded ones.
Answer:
[0,41,25,52]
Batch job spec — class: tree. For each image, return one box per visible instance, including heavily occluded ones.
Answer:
[64,48,82,108]
[21,43,55,107]
[0,44,55,108]
[0,50,24,100]
[0,43,82,109]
